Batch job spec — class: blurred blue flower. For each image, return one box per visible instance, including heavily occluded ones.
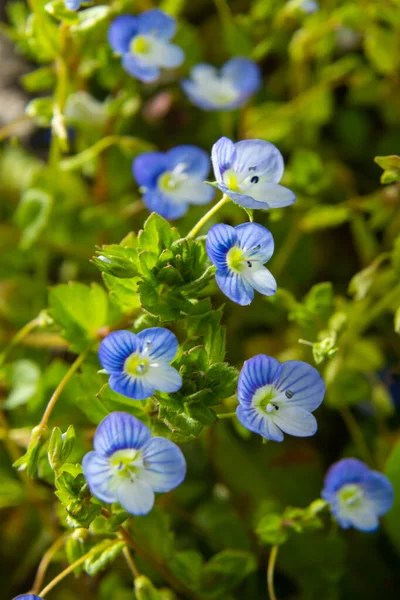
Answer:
[64,0,81,10]
[237,355,325,441]
[99,328,182,400]
[211,137,296,210]
[13,596,43,600]
[322,458,393,532]
[181,58,261,111]
[108,9,184,83]
[299,0,319,14]
[133,145,215,219]
[83,412,186,515]
[206,223,276,305]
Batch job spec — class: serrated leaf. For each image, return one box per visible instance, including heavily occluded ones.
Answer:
[84,541,125,576]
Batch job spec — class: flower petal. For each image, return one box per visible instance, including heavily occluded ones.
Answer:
[122,54,159,82]
[115,477,155,516]
[232,140,284,181]
[243,266,276,296]
[141,436,186,492]
[206,223,238,271]
[238,354,282,406]
[236,406,284,442]
[133,151,168,189]
[136,327,179,362]
[272,406,318,437]
[82,451,116,503]
[166,145,211,178]
[99,330,137,374]
[343,504,379,532]
[211,137,236,181]
[222,57,261,95]
[363,472,394,516]
[322,459,370,497]
[109,373,155,400]
[145,364,182,393]
[93,412,151,456]
[156,42,184,68]
[215,270,254,305]
[137,9,177,40]
[274,360,325,411]
[247,182,296,208]
[108,16,138,54]
[217,184,268,209]
[143,189,188,220]
[235,222,274,262]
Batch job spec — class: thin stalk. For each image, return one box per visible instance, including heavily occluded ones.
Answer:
[267,545,279,600]
[1,317,40,365]
[122,546,140,578]
[32,534,66,594]
[38,347,91,431]
[216,411,237,419]
[339,406,375,466]
[39,541,117,597]
[187,194,230,238]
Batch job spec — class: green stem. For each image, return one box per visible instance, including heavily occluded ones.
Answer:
[216,411,237,419]
[59,136,153,171]
[339,407,375,467]
[38,347,91,431]
[349,283,400,339]
[187,194,231,238]
[267,545,279,600]
[32,534,66,595]
[38,541,117,597]
[1,317,40,365]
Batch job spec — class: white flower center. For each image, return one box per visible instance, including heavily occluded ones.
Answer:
[124,352,149,377]
[130,34,152,56]
[226,245,263,274]
[338,483,364,508]
[193,71,239,106]
[158,163,188,195]
[252,384,293,415]
[110,448,144,481]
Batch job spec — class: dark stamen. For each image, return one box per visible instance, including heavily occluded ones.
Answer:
[285,390,293,399]
[247,261,252,268]
[251,176,259,184]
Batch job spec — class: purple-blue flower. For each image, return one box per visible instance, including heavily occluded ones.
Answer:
[108,9,184,83]
[181,58,261,111]
[206,223,276,305]
[133,145,214,219]
[98,328,182,400]
[211,137,296,210]
[13,596,43,600]
[82,412,186,515]
[64,0,81,10]
[322,458,394,532]
[236,355,325,442]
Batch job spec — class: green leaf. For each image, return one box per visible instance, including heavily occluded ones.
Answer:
[84,541,125,576]
[200,550,257,598]
[4,359,41,409]
[205,363,238,403]
[300,205,350,232]
[14,188,53,249]
[13,425,48,478]
[375,155,400,185]
[25,97,54,126]
[135,576,172,600]
[130,509,174,562]
[256,514,289,545]
[45,0,79,23]
[70,6,111,33]
[93,243,141,278]
[49,425,76,471]
[138,212,180,253]
[364,26,399,75]
[49,282,109,351]
[21,66,56,92]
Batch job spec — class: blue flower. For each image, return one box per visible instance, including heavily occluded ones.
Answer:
[99,328,182,400]
[322,458,394,532]
[83,412,186,515]
[133,145,215,219]
[236,355,325,442]
[13,596,43,600]
[108,9,184,83]
[211,137,296,210]
[181,58,261,111]
[206,223,276,305]
[64,0,81,10]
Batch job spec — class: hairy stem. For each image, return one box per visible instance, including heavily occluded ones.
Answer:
[187,194,230,238]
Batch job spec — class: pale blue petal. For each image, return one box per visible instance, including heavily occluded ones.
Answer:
[109,373,155,400]
[166,145,210,178]
[108,16,138,54]
[93,412,151,456]
[181,79,221,111]
[238,354,282,406]
[232,140,284,181]
[243,266,276,296]
[143,189,188,220]
[211,137,236,181]
[82,451,116,503]
[137,9,177,40]
[206,224,238,271]
[275,360,325,411]
[222,57,261,95]
[144,364,182,393]
[217,183,268,209]
[157,43,184,68]
[141,436,186,492]
[249,182,296,208]
[215,270,254,305]
[122,54,159,82]
[343,504,379,532]
[14,594,44,600]
[115,477,155,516]
[133,152,168,189]
[236,406,284,442]
[272,406,318,437]
[65,0,81,10]
[136,327,179,362]
[190,63,219,82]
[98,330,137,374]
[363,472,394,516]
[236,222,274,262]
[187,182,215,205]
